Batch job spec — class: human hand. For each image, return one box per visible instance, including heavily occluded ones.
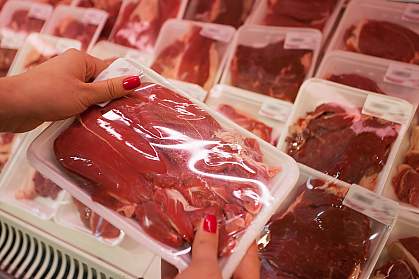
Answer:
[0,49,141,132]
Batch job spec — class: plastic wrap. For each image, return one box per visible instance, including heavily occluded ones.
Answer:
[42,5,108,50]
[221,25,321,103]
[109,0,186,51]
[0,132,18,172]
[151,19,235,91]
[328,0,419,65]
[183,0,255,28]
[27,58,299,278]
[259,165,397,279]
[278,79,414,193]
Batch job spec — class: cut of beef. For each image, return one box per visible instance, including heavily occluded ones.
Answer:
[0,48,17,77]
[184,0,254,28]
[328,73,386,95]
[263,0,338,30]
[35,0,71,6]
[230,40,312,103]
[345,20,419,64]
[53,17,97,50]
[0,133,14,171]
[54,82,278,256]
[260,179,371,279]
[286,103,400,190]
[7,9,46,33]
[151,26,220,90]
[112,0,180,51]
[15,171,61,200]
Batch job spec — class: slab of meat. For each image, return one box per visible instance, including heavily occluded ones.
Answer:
[345,20,419,64]
[53,17,98,50]
[111,0,181,51]
[286,103,400,190]
[16,171,61,200]
[0,48,18,77]
[230,40,312,103]
[328,74,386,95]
[151,26,220,90]
[260,179,371,279]
[6,9,47,33]
[54,82,278,256]
[184,0,254,28]
[73,198,121,239]
[34,0,72,6]
[0,133,15,171]
[263,0,338,30]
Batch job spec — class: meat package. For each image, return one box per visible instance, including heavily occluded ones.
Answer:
[278,79,414,193]
[259,166,397,279]
[27,58,299,276]
[0,133,16,172]
[169,79,207,102]
[183,0,255,28]
[151,20,235,91]
[221,26,321,103]
[206,85,292,145]
[110,0,184,51]
[8,33,81,76]
[328,0,419,65]
[42,5,108,50]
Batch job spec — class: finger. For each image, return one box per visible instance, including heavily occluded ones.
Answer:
[191,214,219,265]
[233,243,261,279]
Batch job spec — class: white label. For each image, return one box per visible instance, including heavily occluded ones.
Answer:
[200,26,233,43]
[0,29,26,49]
[124,50,142,62]
[28,4,51,20]
[284,32,317,50]
[258,102,292,122]
[402,4,419,23]
[83,9,107,25]
[362,94,410,124]
[343,185,398,226]
[384,63,419,89]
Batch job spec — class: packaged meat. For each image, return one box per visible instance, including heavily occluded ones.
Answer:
[317,51,419,105]
[42,5,108,50]
[88,40,152,66]
[221,26,321,103]
[278,79,414,193]
[0,1,53,34]
[259,165,397,279]
[0,128,64,220]
[8,33,81,76]
[109,0,186,51]
[27,58,300,277]
[183,0,255,28]
[54,193,124,246]
[0,132,18,172]
[206,85,292,145]
[33,0,73,7]
[151,19,235,91]
[328,0,419,65]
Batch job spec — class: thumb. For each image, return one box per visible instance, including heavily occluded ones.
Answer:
[191,214,219,265]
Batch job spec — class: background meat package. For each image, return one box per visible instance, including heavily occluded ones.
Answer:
[328,0,419,65]
[316,51,419,105]
[54,193,125,246]
[0,127,65,220]
[42,5,108,50]
[220,25,321,103]
[277,79,415,194]
[169,79,207,102]
[7,33,81,76]
[0,133,21,173]
[249,0,344,39]
[370,210,419,279]
[258,165,397,279]
[206,84,292,145]
[27,58,300,278]
[109,0,187,52]
[151,19,235,91]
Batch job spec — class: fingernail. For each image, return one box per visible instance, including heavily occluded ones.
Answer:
[203,214,217,234]
[122,76,141,90]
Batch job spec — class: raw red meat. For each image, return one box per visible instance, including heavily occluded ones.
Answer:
[372,260,417,279]
[260,179,371,279]
[218,104,273,143]
[328,74,386,95]
[184,0,254,28]
[263,0,338,30]
[0,48,17,77]
[7,9,47,33]
[53,17,98,50]
[34,0,72,6]
[286,103,400,190]
[0,133,14,171]
[345,20,419,64]
[151,26,220,90]
[54,82,278,255]
[111,0,181,51]
[15,171,62,200]
[230,40,312,103]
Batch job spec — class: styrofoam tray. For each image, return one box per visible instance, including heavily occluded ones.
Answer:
[277,78,415,194]
[27,58,300,279]
[169,79,207,102]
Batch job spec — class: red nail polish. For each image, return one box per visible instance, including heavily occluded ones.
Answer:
[203,214,217,234]
[122,76,141,90]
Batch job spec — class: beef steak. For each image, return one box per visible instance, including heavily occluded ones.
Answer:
[328,73,386,94]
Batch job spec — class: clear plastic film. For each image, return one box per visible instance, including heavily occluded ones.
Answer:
[0,132,16,172]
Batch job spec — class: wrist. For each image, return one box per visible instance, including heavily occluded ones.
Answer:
[0,76,23,131]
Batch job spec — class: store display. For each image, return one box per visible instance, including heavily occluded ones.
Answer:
[0,132,15,171]
[328,73,386,94]
[15,170,61,200]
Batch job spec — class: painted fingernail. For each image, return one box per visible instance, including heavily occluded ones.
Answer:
[122,76,141,90]
[203,214,217,234]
